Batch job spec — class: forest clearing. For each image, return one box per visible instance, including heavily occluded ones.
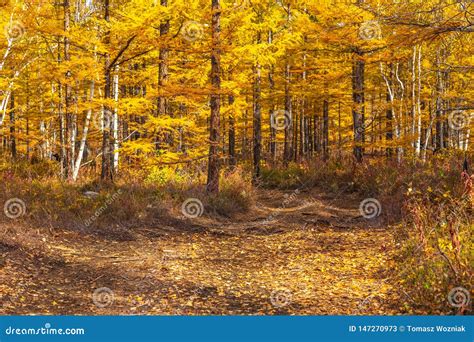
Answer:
[0,0,472,316]
[2,187,401,315]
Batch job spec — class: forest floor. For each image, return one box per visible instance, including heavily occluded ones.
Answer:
[1,187,402,315]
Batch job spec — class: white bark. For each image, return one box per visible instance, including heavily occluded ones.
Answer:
[395,63,404,163]
[463,129,470,151]
[112,66,119,172]
[415,46,422,157]
[72,81,95,181]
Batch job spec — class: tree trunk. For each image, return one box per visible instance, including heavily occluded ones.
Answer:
[9,91,16,159]
[158,0,169,116]
[64,0,73,178]
[206,0,221,194]
[284,61,292,164]
[73,81,95,181]
[228,94,236,168]
[352,51,365,162]
[268,30,276,162]
[435,50,444,152]
[101,0,113,181]
[383,63,394,158]
[253,53,262,181]
[112,66,119,172]
[415,46,422,157]
[322,99,329,161]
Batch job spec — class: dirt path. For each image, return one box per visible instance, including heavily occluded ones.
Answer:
[1,188,399,315]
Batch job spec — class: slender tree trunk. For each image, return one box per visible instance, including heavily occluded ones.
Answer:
[228,94,236,168]
[435,50,444,152]
[112,66,119,172]
[64,0,73,178]
[322,99,329,161]
[293,100,298,162]
[284,61,292,164]
[242,105,247,160]
[383,63,394,157]
[206,0,221,193]
[26,80,30,160]
[395,63,404,162]
[9,92,16,159]
[73,81,95,181]
[268,30,276,162]
[158,0,169,116]
[101,0,113,181]
[252,32,262,181]
[415,46,422,157]
[337,101,341,158]
[352,51,365,163]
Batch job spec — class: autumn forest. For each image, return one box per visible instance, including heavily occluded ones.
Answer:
[0,0,472,315]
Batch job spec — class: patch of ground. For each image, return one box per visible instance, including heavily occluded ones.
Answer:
[1,188,400,315]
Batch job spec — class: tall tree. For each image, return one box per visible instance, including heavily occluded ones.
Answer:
[207,0,221,193]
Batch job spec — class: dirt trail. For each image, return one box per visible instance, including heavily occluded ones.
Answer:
[1,188,399,315]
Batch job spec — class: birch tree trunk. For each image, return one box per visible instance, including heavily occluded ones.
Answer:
[284,61,292,164]
[72,81,95,181]
[415,46,422,157]
[112,66,119,172]
[395,63,404,163]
